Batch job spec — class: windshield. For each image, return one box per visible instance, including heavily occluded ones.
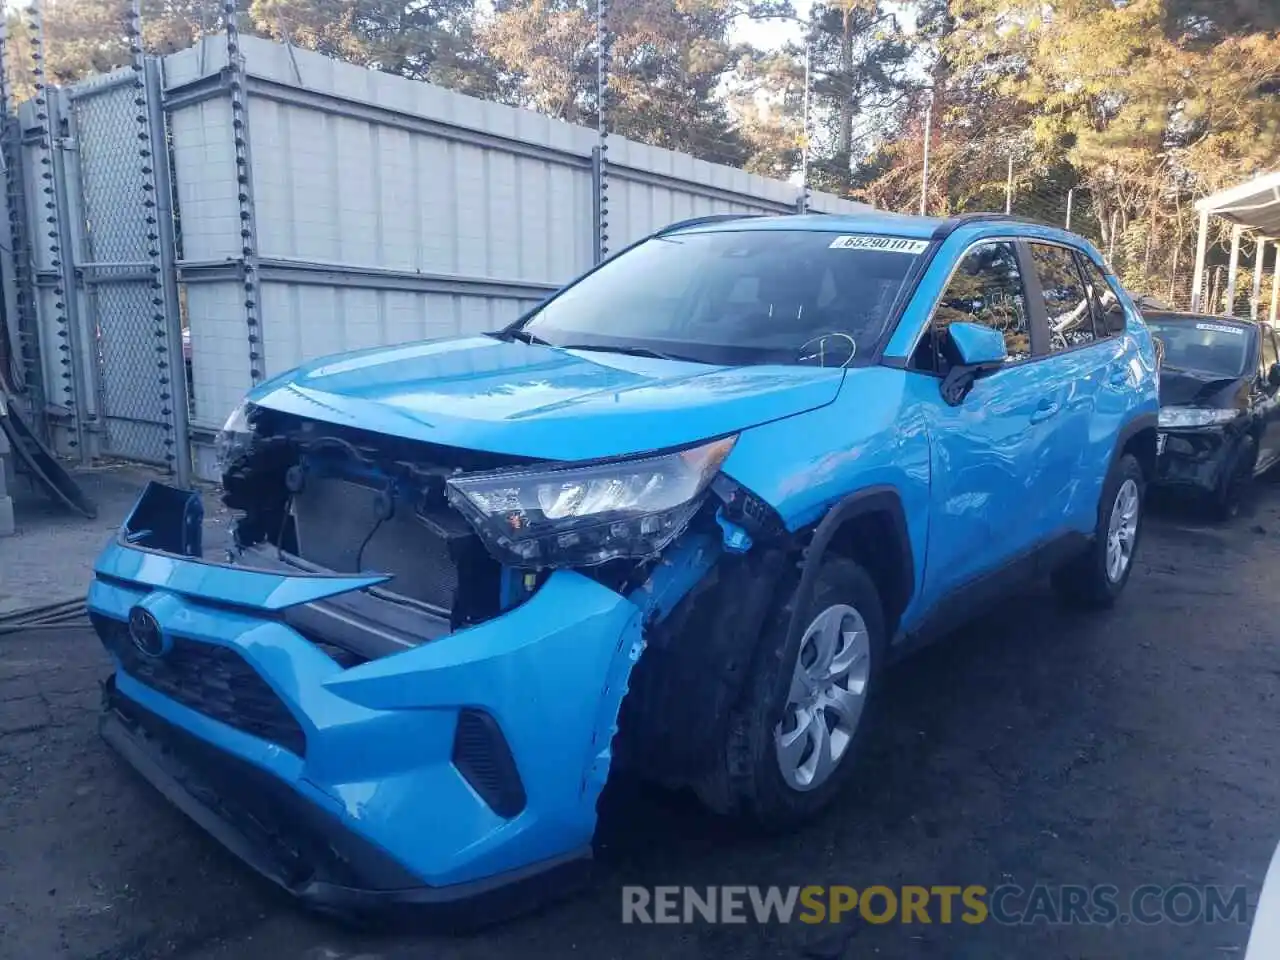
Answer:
[1146,318,1251,378]
[515,230,926,366]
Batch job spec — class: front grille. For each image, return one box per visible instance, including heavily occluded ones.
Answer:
[93,613,307,756]
[292,476,461,610]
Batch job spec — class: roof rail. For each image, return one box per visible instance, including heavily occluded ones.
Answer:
[930,210,1067,242]
[654,213,768,236]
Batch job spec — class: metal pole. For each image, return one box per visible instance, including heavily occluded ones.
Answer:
[224,0,264,388]
[1271,241,1280,325]
[1252,236,1267,322]
[30,0,88,460]
[1004,153,1014,214]
[1108,211,1118,265]
[146,56,191,489]
[595,0,610,255]
[800,43,811,213]
[1191,208,1210,312]
[1226,224,1243,317]
[47,90,89,464]
[919,88,932,217]
[1064,189,1073,231]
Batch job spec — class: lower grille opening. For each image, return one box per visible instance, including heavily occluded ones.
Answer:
[93,613,307,756]
[451,709,527,818]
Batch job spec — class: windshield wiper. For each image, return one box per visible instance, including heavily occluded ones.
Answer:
[556,343,697,363]
[497,327,556,347]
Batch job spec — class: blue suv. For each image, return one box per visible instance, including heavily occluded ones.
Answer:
[88,212,1159,921]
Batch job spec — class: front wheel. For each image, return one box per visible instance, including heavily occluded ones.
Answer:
[1052,452,1145,608]
[697,556,887,831]
[1210,437,1256,521]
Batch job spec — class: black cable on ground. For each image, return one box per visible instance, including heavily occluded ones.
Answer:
[0,596,88,635]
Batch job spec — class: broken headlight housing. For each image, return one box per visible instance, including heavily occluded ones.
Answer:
[447,436,736,567]
[215,401,256,474]
[1158,406,1241,429]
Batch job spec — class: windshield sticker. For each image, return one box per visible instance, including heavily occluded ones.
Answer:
[828,235,930,254]
[1195,322,1244,335]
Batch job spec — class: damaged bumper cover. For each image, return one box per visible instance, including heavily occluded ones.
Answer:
[89,483,717,920]
[1154,426,1239,493]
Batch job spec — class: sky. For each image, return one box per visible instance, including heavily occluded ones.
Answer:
[732,1,920,49]
[731,2,815,50]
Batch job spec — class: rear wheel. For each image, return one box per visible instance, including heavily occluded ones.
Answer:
[1052,453,1144,608]
[698,556,886,830]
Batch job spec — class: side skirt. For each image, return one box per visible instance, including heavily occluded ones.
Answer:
[889,530,1091,660]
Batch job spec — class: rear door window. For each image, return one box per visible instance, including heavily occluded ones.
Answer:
[1029,243,1095,351]
[1079,256,1121,340]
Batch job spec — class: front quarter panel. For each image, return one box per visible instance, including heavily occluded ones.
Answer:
[720,367,931,614]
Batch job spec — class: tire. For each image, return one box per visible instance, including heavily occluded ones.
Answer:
[1209,437,1256,522]
[1052,452,1145,608]
[697,555,887,831]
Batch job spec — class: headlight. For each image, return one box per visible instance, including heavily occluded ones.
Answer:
[215,401,255,474]
[447,436,737,567]
[1158,406,1241,429]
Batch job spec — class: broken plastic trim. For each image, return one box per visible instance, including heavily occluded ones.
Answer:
[121,481,204,557]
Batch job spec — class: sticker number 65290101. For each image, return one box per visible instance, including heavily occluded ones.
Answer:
[828,235,930,254]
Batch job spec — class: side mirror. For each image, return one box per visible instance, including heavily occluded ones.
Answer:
[1268,363,1280,388]
[941,322,1008,406]
[948,321,1008,366]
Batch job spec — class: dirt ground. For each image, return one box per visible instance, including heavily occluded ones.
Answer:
[1,468,1277,960]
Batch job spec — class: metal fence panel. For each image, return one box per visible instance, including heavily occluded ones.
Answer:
[69,71,173,464]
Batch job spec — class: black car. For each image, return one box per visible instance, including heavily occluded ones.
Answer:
[1146,312,1280,518]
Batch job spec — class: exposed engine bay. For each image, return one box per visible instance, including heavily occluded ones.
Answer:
[220,406,535,631]
[218,404,784,635]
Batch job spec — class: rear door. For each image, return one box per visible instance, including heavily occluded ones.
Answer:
[1021,242,1123,534]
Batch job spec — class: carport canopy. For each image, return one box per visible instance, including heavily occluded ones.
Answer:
[1192,170,1280,321]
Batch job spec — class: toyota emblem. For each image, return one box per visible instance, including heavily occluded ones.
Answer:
[127,607,166,658]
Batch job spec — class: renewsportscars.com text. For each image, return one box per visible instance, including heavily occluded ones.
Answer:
[621,884,1250,926]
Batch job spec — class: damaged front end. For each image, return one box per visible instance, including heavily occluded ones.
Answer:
[88,402,781,920]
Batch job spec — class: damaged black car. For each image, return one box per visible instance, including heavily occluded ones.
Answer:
[1148,312,1280,518]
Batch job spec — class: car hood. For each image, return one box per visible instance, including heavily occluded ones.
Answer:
[249,335,844,461]
[1159,369,1247,409]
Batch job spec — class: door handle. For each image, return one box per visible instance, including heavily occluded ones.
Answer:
[1031,399,1061,424]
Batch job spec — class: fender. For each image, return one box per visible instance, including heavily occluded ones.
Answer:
[788,485,915,647]
[1110,411,1159,483]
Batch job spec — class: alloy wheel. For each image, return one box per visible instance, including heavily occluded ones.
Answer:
[1106,478,1140,582]
[774,603,871,792]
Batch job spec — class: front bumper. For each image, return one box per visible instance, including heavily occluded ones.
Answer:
[88,484,715,920]
[1153,427,1236,494]
[99,678,590,925]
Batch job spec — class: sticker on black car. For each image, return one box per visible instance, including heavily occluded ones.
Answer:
[1195,322,1244,335]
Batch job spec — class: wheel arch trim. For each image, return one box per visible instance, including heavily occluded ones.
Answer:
[789,485,916,649]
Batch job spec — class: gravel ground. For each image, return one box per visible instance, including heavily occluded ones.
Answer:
[1,470,1277,960]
